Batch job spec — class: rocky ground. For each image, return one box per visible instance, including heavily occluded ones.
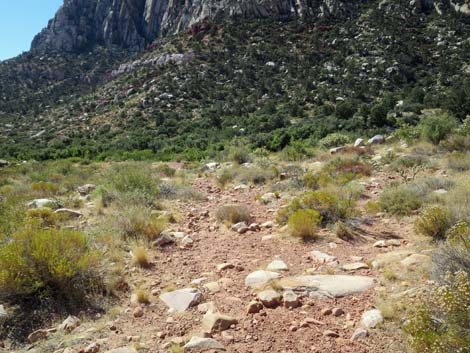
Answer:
[10,151,436,353]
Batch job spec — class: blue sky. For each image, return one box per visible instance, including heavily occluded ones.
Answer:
[0,0,63,61]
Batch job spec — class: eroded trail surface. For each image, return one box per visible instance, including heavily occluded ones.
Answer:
[108,173,414,353]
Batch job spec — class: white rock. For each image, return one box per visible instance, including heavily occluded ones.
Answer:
[260,192,277,204]
[310,250,337,263]
[342,262,369,271]
[201,312,237,333]
[58,315,81,333]
[231,222,249,234]
[267,259,289,271]
[257,290,281,308]
[160,288,202,312]
[245,270,281,288]
[360,309,383,328]
[54,208,83,217]
[354,138,365,147]
[282,290,300,308]
[184,336,225,351]
[368,135,385,145]
[400,254,431,267]
[27,198,61,209]
[0,305,8,324]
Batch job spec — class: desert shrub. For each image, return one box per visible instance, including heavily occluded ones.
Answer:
[216,168,236,188]
[155,164,176,177]
[318,133,351,148]
[288,209,321,240]
[281,141,311,161]
[414,206,451,240]
[133,288,150,304]
[378,183,423,215]
[228,146,251,165]
[326,157,372,178]
[404,271,470,353]
[27,208,69,228]
[277,187,358,225]
[216,205,251,225]
[104,163,160,205]
[238,167,275,185]
[432,224,470,281]
[132,246,151,268]
[445,179,470,224]
[442,134,470,152]
[0,224,100,302]
[447,152,470,172]
[418,111,458,145]
[30,182,59,196]
[117,206,167,242]
[0,196,27,237]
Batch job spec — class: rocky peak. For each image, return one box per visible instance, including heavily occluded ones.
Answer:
[26,0,470,54]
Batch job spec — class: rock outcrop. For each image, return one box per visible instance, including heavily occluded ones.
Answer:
[31,0,369,53]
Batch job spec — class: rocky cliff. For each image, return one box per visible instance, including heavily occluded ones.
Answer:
[31,0,369,53]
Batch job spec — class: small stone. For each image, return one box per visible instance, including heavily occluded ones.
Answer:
[301,318,325,327]
[133,306,144,318]
[184,336,225,351]
[181,235,194,248]
[198,302,217,314]
[310,250,337,263]
[249,223,260,231]
[152,231,175,247]
[261,221,274,228]
[78,184,96,195]
[323,330,339,338]
[54,208,83,217]
[247,300,263,314]
[204,281,221,293]
[373,240,387,248]
[354,138,365,147]
[332,308,344,317]
[385,239,401,247]
[244,270,280,288]
[160,288,202,312]
[217,263,235,271]
[201,312,237,333]
[267,259,289,271]
[231,222,249,234]
[282,290,300,309]
[257,290,281,308]
[351,328,368,341]
[105,348,137,353]
[360,309,383,329]
[321,308,332,316]
[367,135,385,145]
[401,254,430,267]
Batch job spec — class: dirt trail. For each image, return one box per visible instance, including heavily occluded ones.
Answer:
[105,174,412,353]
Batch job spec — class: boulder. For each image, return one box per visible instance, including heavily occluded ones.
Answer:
[27,198,62,209]
[245,270,281,288]
[231,222,249,234]
[0,160,9,168]
[184,336,225,351]
[201,312,237,333]
[77,184,96,195]
[354,138,365,147]
[160,288,202,312]
[260,192,277,204]
[367,135,385,145]
[360,309,383,328]
[152,231,175,247]
[257,290,281,308]
[267,259,289,271]
[58,315,81,333]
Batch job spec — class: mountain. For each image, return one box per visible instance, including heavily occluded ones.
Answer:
[0,0,469,160]
[30,0,470,54]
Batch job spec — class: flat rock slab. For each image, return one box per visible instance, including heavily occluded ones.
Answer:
[342,262,369,271]
[160,288,202,312]
[267,259,289,271]
[245,270,281,288]
[278,275,374,298]
[184,336,225,351]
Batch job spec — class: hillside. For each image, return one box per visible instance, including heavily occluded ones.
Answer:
[0,0,469,160]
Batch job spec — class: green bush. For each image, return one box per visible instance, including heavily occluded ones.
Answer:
[288,209,321,240]
[414,206,451,240]
[117,206,167,242]
[229,146,251,165]
[404,271,470,353]
[277,188,358,225]
[418,111,458,145]
[447,153,470,172]
[318,133,351,148]
[378,184,423,215]
[0,224,99,301]
[216,205,251,225]
[155,164,176,177]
